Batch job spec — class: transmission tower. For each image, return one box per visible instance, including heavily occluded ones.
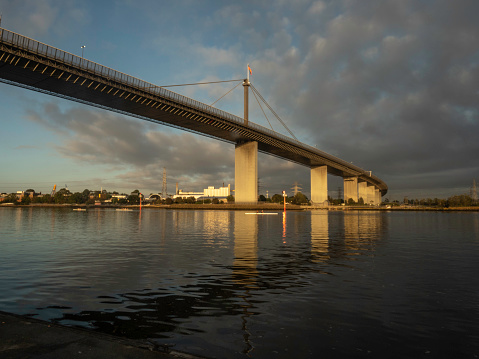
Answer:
[291,181,302,196]
[162,168,167,198]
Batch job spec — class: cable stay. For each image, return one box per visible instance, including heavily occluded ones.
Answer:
[210,80,243,107]
[251,87,274,131]
[151,73,298,142]
[159,79,243,88]
[250,83,298,142]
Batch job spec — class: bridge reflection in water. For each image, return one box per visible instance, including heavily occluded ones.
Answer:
[311,211,387,263]
[0,208,389,357]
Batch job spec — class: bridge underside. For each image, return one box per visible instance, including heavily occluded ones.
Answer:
[0,53,348,174]
[0,28,388,197]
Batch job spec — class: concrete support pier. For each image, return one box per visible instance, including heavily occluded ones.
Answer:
[344,177,358,203]
[235,141,258,204]
[358,181,367,204]
[311,166,328,205]
[375,188,381,205]
[367,184,376,205]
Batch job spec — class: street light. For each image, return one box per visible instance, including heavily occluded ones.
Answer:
[81,45,86,58]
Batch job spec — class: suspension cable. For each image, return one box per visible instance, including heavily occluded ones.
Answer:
[250,84,298,141]
[160,79,244,88]
[251,88,274,131]
[210,80,243,106]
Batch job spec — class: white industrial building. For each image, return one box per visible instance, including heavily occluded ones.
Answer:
[173,184,231,200]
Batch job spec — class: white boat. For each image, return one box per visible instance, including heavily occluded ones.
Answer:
[245,212,278,215]
[73,208,86,211]
[116,208,133,211]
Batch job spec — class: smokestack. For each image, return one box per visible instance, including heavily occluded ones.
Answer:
[176,182,179,195]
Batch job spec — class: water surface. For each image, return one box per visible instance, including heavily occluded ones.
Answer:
[1,207,478,358]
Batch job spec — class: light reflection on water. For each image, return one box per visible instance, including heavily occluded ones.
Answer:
[1,207,479,358]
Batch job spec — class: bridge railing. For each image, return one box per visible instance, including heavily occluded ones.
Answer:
[0,28,304,144]
[1,27,385,187]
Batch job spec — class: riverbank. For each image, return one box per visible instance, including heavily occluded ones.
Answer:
[1,203,478,211]
[0,311,203,359]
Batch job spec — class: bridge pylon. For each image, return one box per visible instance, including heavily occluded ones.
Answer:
[243,78,250,126]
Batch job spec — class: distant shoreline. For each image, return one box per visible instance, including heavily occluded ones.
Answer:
[1,203,478,211]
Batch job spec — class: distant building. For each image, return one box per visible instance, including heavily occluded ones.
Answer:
[173,184,231,200]
[111,194,128,200]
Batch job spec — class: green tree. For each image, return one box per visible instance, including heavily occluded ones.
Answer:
[292,192,309,205]
[447,194,473,207]
[226,195,235,203]
[70,192,84,204]
[212,198,220,204]
[165,198,173,205]
[54,192,65,204]
[258,194,267,202]
[128,194,140,205]
[20,195,31,205]
[358,197,364,205]
[271,194,283,203]
[42,194,52,203]
[4,193,17,203]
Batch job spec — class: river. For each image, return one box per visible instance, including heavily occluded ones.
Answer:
[1,207,478,358]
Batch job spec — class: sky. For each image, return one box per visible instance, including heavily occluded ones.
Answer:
[0,0,478,201]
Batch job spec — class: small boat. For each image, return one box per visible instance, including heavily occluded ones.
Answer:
[73,208,86,211]
[245,212,278,215]
[116,208,133,211]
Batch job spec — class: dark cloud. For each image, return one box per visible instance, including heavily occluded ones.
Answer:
[242,0,479,198]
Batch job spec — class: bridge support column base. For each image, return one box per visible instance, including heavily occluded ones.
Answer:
[358,181,367,204]
[311,166,328,205]
[344,177,358,204]
[375,188,381,205]
[235,141,258,204]
[367,184,376,205]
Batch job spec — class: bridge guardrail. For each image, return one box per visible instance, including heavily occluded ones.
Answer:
[1,27,386,190]
[0,28,302,144]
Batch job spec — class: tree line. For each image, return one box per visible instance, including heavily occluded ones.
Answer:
[3,188,476,207]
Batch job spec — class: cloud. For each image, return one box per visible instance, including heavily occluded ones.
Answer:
[26,102,239,193]
[239,0,479,198]
[0,0,87,38]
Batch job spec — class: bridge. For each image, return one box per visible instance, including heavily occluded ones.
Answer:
[0,27,387,204]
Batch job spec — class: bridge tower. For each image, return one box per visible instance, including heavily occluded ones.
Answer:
[235,66,258,204]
